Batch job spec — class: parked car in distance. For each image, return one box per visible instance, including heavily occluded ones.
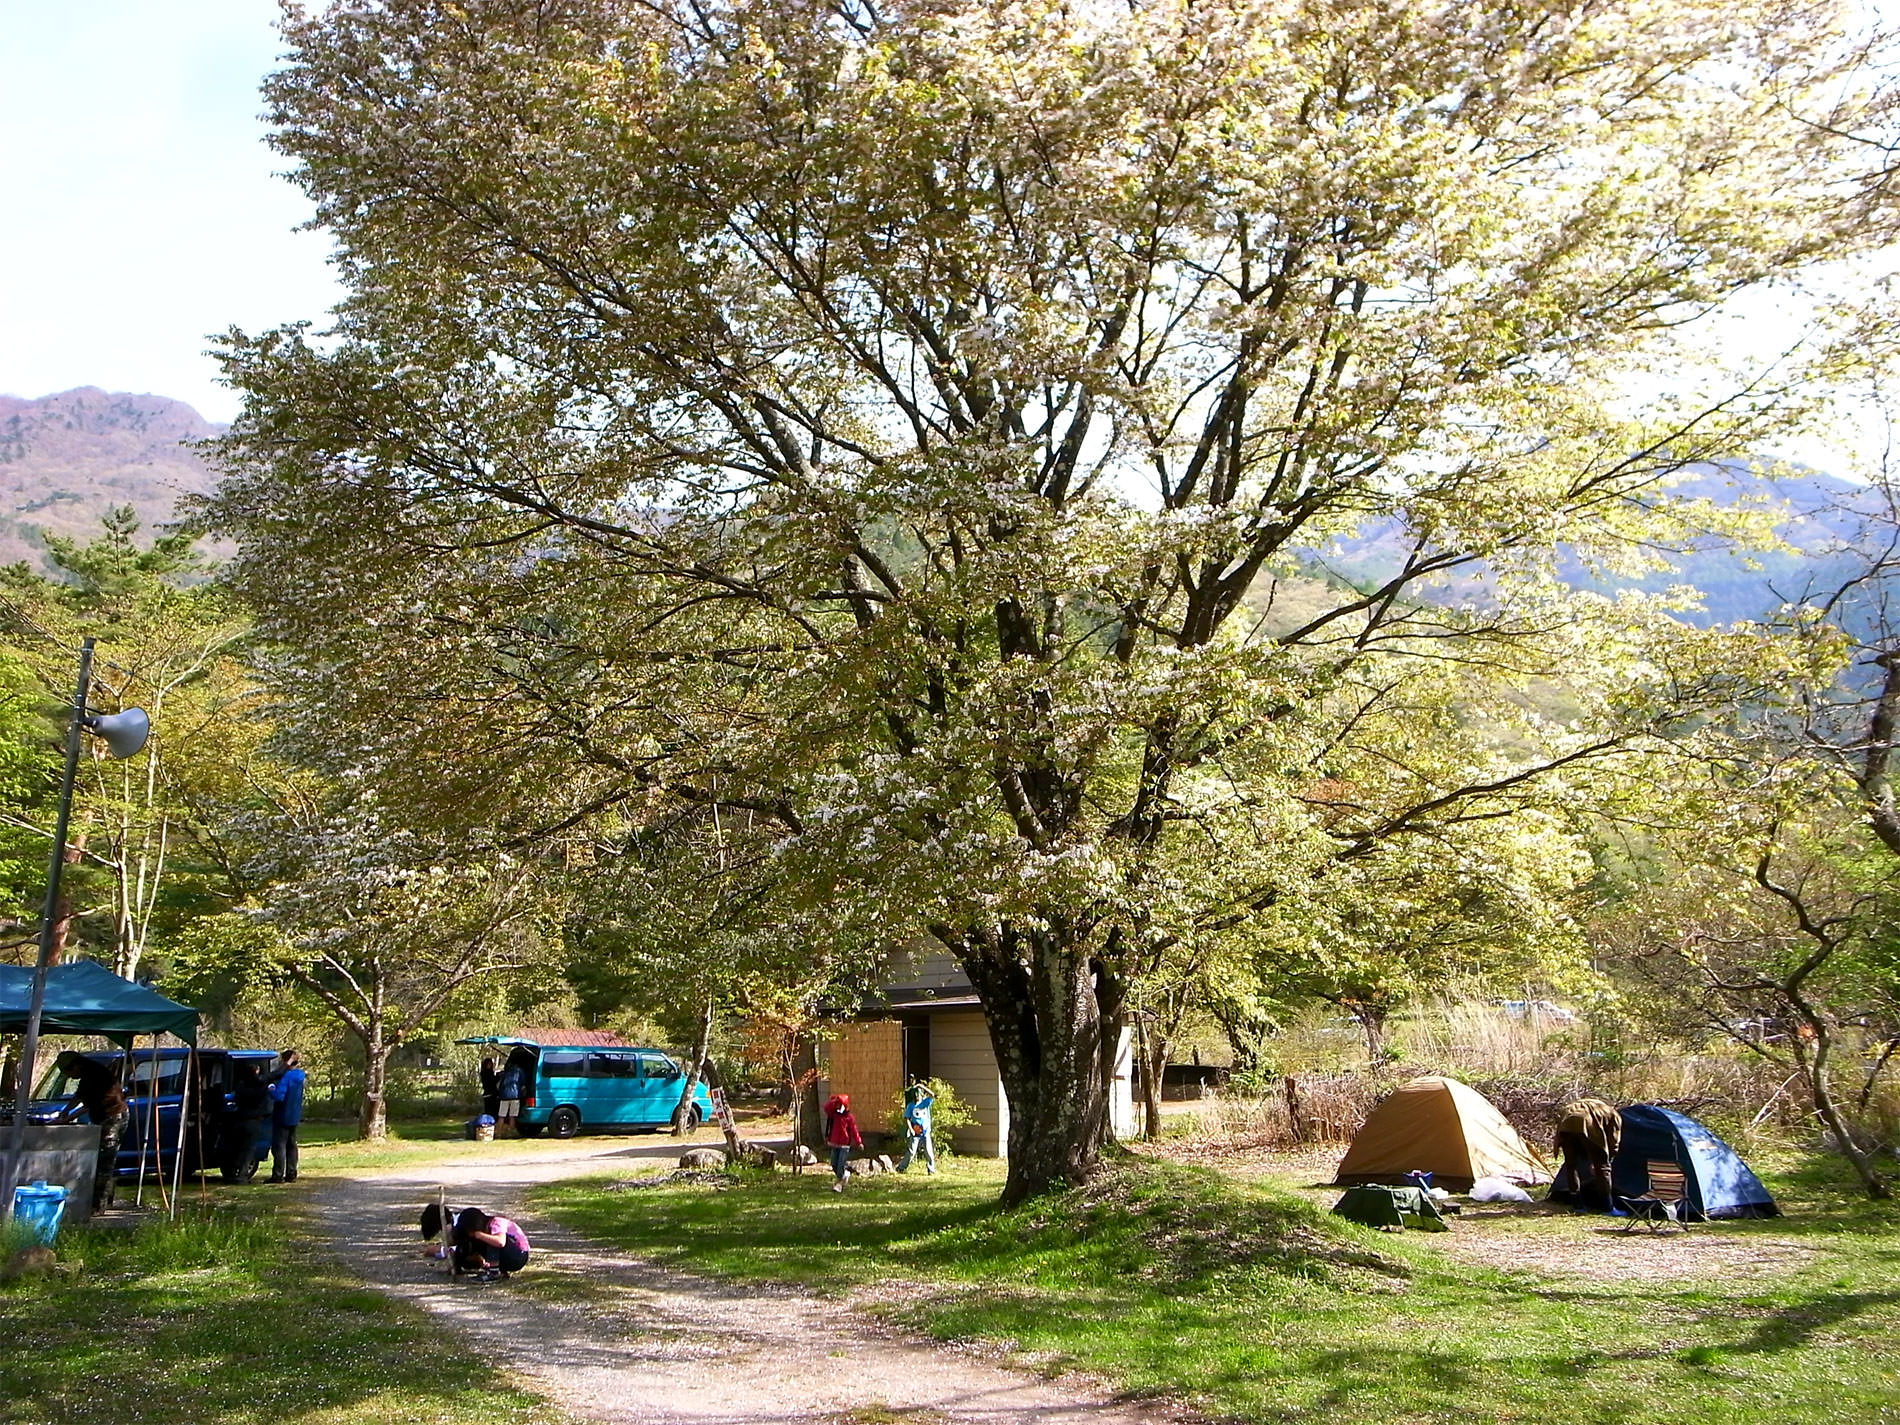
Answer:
[28,1047,278,1182]
[458,1036,713,1139]
[1493,998,1579,1024]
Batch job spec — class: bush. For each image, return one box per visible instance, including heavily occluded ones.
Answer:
[885,1076,978,1144]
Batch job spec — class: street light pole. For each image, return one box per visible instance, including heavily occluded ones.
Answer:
[0,638,147,1222]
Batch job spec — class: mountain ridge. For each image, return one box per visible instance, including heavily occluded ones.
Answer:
[0,387,224,571]
[0,389,1881,631]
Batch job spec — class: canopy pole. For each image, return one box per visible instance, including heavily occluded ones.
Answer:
[135,1038,156,1208]
[191,1046,208,1207]
[0,639,94,1222]
[168,1042,189,1219]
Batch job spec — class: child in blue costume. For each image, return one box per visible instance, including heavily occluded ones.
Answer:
[896,1077,936,1174]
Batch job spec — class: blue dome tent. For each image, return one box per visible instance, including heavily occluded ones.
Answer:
[1612,1104,1779,1221]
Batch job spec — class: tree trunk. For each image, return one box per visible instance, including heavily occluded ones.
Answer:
[1139,1021,1168,1143]
[673,996,715,1135]
[358,1026,390,1141]
[1350,1002,1390,1065]
[958,919,1114,1206]
[1795,1023,1890,1199]
[47,833,85,965]
[696,1054,743,1156]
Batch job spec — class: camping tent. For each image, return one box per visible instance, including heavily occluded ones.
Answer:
[1333,1075,1550,1191]
[0,962,198,1044]
[1612,1104,1779,1221]
[1,961,202,1222]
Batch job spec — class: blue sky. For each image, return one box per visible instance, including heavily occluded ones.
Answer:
[0,0,338,424]
[0,1,1886,473]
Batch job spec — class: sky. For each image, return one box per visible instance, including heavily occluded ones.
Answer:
[0,1,1889,472]
[0,0,339,425]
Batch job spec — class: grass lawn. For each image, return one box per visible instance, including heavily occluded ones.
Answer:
[0,1193,555,1425]
[531,1149,1900,1425]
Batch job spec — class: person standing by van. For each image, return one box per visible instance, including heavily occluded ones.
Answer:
[52,1052,129,1212]
[479,1057,500,1120]
[495,1057,525,1136]
[267,1049,305,1182]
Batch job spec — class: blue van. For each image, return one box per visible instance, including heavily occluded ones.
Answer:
[28,1047,278,1182]
[460,1037,713,1139]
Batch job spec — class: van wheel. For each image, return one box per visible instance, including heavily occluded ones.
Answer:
[221,1153,260,1184]
[549,1107,581,1139]
[685,1106,702,1131]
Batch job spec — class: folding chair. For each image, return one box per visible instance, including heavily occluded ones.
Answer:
[1618,1160,1691,1233]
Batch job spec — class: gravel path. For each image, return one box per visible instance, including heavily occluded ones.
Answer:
[308,1138,1183,1425]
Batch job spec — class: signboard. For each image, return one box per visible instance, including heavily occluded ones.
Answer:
[709,1085,736,1136]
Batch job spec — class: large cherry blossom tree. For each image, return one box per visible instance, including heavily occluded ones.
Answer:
[211,0,1898,1199]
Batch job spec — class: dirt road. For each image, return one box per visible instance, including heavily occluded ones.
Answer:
[308,1137,1182,1425]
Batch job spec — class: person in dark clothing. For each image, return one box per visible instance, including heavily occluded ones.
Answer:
[495,1058,525,1136]
[1548,1097,1621,1211]
[267,1049,306,1182]
[53,1052,130,1212]
[479,1057,500,1120]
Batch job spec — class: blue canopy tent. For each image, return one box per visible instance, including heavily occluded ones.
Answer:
[1612,1104,1780,1221]
[0,962,198,1044]
[1,961,201,1218]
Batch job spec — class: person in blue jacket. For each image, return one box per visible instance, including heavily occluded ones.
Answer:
[896,1075,937,1175]
[267,1049,306,1183]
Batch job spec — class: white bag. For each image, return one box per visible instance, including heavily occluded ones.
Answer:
[1469,1176,1534,1203]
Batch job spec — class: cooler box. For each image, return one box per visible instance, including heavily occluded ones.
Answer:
[11,1180,67,1245]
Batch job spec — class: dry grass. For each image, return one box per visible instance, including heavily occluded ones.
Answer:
[1212,996,1882,1156]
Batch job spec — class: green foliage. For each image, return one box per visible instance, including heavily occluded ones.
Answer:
[885,1076,978,1139]
[0,509,259,978]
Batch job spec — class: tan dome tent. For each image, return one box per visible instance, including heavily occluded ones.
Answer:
[1333,1076,1549,1192]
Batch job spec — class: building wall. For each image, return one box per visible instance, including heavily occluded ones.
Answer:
[931,1011,1008,1156]
[817,1021,905,1143]
[820,1009,1126,1162]
[882,937,967,993]
[1108,1026,1135,1142]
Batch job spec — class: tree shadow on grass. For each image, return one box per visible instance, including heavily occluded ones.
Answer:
[0,1239,538,1425]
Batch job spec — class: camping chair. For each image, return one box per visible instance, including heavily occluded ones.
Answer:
[1618,1160,1690,1234]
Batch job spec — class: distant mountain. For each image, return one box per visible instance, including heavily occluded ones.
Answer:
[0,388,224,572]
[1299,461,1883,630]
[0,392,1883,634]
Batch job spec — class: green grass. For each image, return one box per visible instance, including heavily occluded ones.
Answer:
[531,1151,1900,1425]
[0,1200,554,1425]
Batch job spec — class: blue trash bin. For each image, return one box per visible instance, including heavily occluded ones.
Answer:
[11,1180,67,1246]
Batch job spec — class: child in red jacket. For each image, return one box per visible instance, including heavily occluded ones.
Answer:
[823,1093,863,1191]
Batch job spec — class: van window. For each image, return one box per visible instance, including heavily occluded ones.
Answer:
[586,1053,639,1078]
[639,1055,681,1080]
[541,1053,587,1078]
[126,1059,188,1096]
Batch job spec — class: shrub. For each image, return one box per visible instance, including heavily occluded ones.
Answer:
[885,1076,978,1143]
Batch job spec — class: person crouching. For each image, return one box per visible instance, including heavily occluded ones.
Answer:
[451,1206,530,1281]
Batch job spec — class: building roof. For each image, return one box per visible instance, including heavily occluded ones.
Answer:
[871,993,984,1014]
[512,1027,630,1047]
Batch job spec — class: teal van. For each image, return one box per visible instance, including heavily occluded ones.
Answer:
[459,1037,713,1139]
